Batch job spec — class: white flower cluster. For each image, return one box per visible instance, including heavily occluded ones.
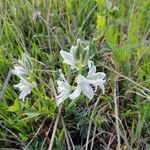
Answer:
[56,39,106,106]
[12,40,106,106]
[12,53,36,101]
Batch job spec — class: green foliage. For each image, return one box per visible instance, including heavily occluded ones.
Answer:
[0,0,149,149]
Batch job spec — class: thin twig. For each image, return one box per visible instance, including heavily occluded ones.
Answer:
[61,117,75,150]
[48,106,62,150]
[61,116,72,150]
[31,58,46,66]
[85,97,100,150]
[46,0,52,52]
[81,131,109,149]
[0,69,12,101]
[114,76,121,150]
[66,129,75,150]
[40,120,54,150]
[90,123,97,150]
[0,138,22,145]
[106,134,116,150]
[24,118,46,150]
[0,123,25,147]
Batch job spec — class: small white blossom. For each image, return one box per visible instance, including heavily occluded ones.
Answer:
[87,61,106,94]
[69,61,106,100]
[60,46,77,69]
[12,53,36,101]
[12,65,28,80]
[12,53,32,79]
[69,74,94,100]
[60,39,89,69]
[56,70,72,106]
[14,79,36,101]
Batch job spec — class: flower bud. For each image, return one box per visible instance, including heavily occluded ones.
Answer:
[82,46,89,66]
[32,11,41,22]
[76,39,84,60]
[22,53,33,70]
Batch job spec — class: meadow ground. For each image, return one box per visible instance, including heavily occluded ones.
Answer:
[0,0,150,149]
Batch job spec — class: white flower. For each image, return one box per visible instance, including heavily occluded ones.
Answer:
[56,70,72,106]
[60,46,77,69]
[60,39,89,69]
[87,61,106,94]
[12,53,32,79]
[69,61,106,100]
[14,79,36,101]
[12,64,28,79]
[12,53,36,102]
[69,74,94,100]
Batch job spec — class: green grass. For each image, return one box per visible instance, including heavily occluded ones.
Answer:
[0,0,150,149]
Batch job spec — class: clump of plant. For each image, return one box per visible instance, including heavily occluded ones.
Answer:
[12,39,106,107]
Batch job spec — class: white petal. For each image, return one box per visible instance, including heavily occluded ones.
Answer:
[14,79,36,101]
[100,84,105,94]
[69,84,81,100]
[80,83,94,99]
[56,98,63,106]
[58,69,68,83]
[98,79,106,94]
[70,46,77,60]
[88,61,96,76]
[88,78,106,86]
[14,82,25,90]
[88,79,106,94]
[57,82,70,92]
[76,74,87,84]
[56,74,71,106]
[12,66,28,79]
[95,72,106,79]
[88,72,106,80]
[19,88,31,100]
[60,50,75,66]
